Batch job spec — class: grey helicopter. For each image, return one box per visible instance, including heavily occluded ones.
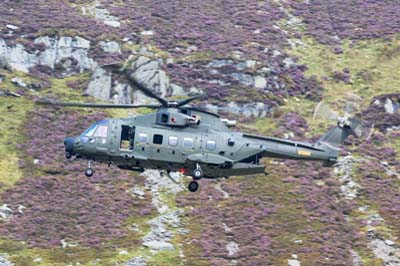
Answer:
[37,71,361,192]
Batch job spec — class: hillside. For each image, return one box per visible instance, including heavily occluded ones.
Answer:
[0,1,400,265]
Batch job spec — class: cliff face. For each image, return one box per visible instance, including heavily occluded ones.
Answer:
[0,1,400,265]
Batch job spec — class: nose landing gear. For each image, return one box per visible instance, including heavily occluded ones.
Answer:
[85,161,94,177]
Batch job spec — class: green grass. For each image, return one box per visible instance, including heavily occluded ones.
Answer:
[288,37,400,104]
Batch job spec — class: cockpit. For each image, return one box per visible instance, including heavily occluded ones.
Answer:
[80,120,109,143]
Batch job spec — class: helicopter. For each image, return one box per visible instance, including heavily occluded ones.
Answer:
[37,70,361,192]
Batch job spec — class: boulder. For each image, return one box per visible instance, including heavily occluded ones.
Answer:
[99,41,121,54]
[11,77,27,87]
[85,67,111,100]
[125,256,147,266]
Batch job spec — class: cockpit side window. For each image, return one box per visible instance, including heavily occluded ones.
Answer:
[82,124,97,137]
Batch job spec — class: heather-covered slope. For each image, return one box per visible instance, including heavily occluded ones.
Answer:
[0,1,400,265]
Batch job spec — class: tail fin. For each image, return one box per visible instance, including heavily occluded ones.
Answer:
[318,117,361,149]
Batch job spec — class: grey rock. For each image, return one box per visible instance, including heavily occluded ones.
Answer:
[141,30,154,36]
[170,83,185,96]
[85,67,111,101]
[222,101,269,118]
[0,56,9,70]
[125,256,147,266]
[384,98,395,114]
[0,204,13,220]
[112,83,132,104]
[370,238,400,266]
[11,77,27,87]
[142,241,174,251]
[81,1,121,28]
[0,36,96,73]
[99,41,121,54]
[283,57,296,68]
[230,73,254,86]
[288,259,300,266]
[0,89,5,97]
[6,24,19,30]
[0,254,13,266]
[273,50,282,57]
[254,76,267,89]
[0,74,4,83]
[226,241,239,256]
[207,59,234,68]
[128,55,179,99]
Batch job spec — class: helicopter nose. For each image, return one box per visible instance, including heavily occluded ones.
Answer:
[64,137,75,159]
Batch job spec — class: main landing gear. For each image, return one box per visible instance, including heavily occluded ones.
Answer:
[188,164,203,192]
[85,161,94,177]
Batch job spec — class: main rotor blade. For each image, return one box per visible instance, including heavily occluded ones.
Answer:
[125,72,169,107]
[36,98,160,109]
[177,94,203,107]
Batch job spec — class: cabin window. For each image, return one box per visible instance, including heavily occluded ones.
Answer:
[183,137,194,148]
[168,136,178,146]
[228,138,235,146]
[161,114,169,123]
[206,140,216,150]
[153,134,163,145]
[138,133,148,143]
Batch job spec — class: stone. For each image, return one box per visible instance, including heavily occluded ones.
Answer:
[0,56,9,70]
[0,204,13,219]
[288,259,301,266]
[33,159,40,165]
[207,59,234,68]
[230,73,254,86]
[0,254,13,266]
[131,186,145,198]
[11,77,27,87]
[170,84,185,96]
[17,205,26,214]
[283,57,296,68]
[125,256,147,266]
[112,83,133,104]
[99,41,121,54]
[384,240,395,246]
[226,241,239,256]
[384,98,395,114]
[142,241,174,251]
[119,250,129,255]
[141,31,154,36]
[254,76,267,89]
[85,67,111,101]
[294,240,303,244]
[6,24,19,30]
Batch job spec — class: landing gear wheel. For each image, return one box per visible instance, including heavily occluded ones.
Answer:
[188,181,199,192]
[192,168,203,180]
[65,151,72,159]
[85,168,93,177]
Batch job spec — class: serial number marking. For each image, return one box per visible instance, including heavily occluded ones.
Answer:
[297,150,311,156]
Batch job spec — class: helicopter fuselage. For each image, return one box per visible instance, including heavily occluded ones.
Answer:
[65,108,342,183]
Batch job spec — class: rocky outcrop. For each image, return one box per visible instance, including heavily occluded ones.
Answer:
[0,36,96,74]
